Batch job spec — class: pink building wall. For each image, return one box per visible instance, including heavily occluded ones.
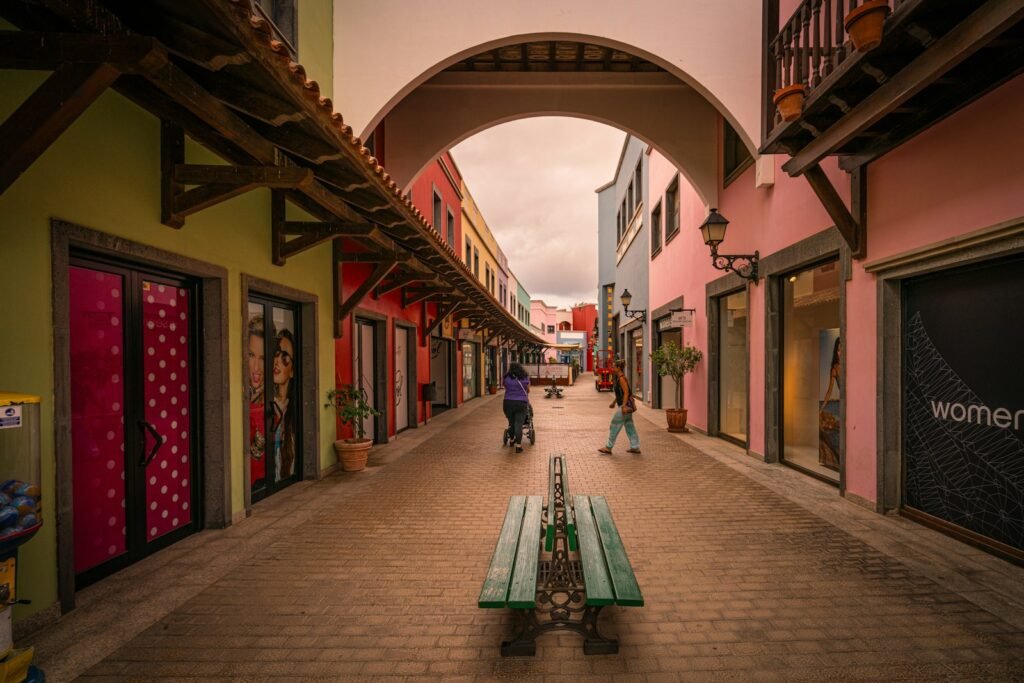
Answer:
[530,300,559,359]
[646,73,1024,505]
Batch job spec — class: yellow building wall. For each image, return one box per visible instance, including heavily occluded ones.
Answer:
[0,1,335,625]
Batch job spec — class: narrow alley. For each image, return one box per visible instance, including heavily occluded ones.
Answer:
[27,378,1024,681]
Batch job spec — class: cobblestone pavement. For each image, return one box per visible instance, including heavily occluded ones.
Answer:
[28,377,1024,681]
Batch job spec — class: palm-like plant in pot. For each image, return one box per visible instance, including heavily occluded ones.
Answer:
[650,341,703,433]
[325,385,380,472]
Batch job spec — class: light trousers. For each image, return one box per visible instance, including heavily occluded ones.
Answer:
[607,409,640,449]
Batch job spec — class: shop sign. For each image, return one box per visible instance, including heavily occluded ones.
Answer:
[672,310,693,327]
[441,316,453,338]
[902,255,1024,552]
[457,328,477,341]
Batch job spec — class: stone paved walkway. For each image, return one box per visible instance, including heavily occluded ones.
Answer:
[26,377,1024,681]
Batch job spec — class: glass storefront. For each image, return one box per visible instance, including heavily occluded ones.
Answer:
[781,260,841,483]
[719,291,748,443]
[628,330,643,399]
[656,328,681,409]
[462,342,478,401]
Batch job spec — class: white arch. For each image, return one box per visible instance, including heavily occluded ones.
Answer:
[333,1,763,151]
[385,72,720,206]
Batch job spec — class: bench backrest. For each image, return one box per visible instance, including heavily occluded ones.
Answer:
[546,455,577,552]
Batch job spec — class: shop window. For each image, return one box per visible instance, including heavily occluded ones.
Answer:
[718,290,748,443]
[664,176,680,243]
[781,259,841,483]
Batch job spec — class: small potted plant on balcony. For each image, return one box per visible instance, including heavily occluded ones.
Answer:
[325,385,380,472]
[773,83,807,122]
[650,340,703,433]
[844,0,892,52]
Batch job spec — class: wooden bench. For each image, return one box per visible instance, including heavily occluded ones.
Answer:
[478,455,643,656]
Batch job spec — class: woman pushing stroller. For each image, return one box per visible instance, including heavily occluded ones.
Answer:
[502,362,530,453]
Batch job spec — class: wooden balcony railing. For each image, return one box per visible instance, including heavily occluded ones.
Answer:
[768,0,910,131]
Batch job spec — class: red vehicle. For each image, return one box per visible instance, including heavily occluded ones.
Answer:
[594,349,614,392]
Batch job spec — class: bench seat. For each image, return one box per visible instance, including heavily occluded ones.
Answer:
[479,457,643,655]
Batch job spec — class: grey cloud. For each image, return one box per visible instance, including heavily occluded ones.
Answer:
[452,117,624,308]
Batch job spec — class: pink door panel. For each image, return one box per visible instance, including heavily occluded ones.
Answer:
[141,281,192,543]
[69,266,127,573]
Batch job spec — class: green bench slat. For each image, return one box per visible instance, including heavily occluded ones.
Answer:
[590,496,644,607]
[546,459,557,551]
[563,460,577,552]
[546,456,578,552]
[508,496,544,608]
[572,495,615,606]
[478,495,528,608]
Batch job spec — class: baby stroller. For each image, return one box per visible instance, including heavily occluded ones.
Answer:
[503,403,535,447]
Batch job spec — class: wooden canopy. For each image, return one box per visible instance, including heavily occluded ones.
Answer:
[0,0,547,346]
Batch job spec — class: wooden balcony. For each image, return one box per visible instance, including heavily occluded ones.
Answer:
[762,0,1024,176]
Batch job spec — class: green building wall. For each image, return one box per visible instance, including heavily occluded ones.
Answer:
[0,1,336,626]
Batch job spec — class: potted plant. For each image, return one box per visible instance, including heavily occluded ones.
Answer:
[488,383,498,395]
[325,385,380,472]
[773,83,807,122]
[650,341,703,433]
[844,0,891,52]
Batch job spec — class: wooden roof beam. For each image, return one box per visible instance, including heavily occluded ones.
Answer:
[0,61,120,196]
[334,259,399,338]
[376,273,436,297]
[0,30,166,70]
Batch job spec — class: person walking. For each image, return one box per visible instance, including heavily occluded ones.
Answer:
[598,358,641,454]
[502,362,531,453]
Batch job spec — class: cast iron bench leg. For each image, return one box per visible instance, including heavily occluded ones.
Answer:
[501,609,539,656]
[581,605,619,654]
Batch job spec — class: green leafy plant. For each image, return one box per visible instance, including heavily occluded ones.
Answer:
[650,341,703,409]
[325,385,380,441]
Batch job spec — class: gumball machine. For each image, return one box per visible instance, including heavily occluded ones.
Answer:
[0,394,45,683]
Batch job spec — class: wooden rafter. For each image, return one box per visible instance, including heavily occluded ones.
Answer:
[402,286,455,308]
[803,163,865,258]
[0,61,120,195]
[375,273,434,298]
[164,161,314,227]
[334,259,399,338]
[272,199,379,265]
[0,30,165,70]
[423,300,464,344]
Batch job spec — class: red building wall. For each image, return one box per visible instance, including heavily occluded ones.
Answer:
[572,304,598,371]
[332,151,465,440]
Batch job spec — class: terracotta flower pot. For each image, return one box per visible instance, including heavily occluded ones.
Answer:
[488,386,497,395]
[845,0,891,52]
[334,438,372,472]
[666,408,689,433]
[772,84,807,123]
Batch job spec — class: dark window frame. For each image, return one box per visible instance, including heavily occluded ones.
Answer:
[650,199,663,258]
[723,119,754,188]
[664,176,681,245]
[446,209,456,245]
[432,188,443,232]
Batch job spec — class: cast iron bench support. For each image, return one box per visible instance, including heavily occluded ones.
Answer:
[479,455,643,656]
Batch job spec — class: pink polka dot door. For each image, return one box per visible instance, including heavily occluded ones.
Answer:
[69,262,198,588]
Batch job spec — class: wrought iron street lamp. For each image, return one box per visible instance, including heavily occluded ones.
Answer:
[698,208,759,282]
[620,289,646,324]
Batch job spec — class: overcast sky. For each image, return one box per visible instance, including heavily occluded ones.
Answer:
[451,117,625,310]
